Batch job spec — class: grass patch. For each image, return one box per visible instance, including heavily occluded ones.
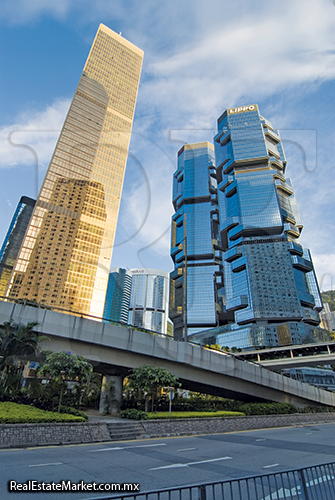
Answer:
[146,411,245,419]
[0,402,86,424]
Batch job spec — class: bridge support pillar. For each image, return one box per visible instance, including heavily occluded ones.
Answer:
[99,375,123,415]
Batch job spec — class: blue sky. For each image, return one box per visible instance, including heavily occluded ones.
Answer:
[1,0,335,290]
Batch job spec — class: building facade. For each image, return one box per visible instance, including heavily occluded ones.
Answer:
[169,142,230,340]
[104,268,170,334]
[0,196,35,297]
[171,105,329,348]
[103,267,132,323]
[5,24,143,318]
[282,367,335,392]
[319,302,335,332]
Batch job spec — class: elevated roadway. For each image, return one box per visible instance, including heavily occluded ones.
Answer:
[1,300,335,408]
[235,342,335,370]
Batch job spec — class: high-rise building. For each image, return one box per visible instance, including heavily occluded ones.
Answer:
[320,302,335,332]
[6,25,143,318]
[103,267,132,323]
[169,142,230,340]
[0,196,35,297]
[104,268,170,334]
[171,105,330,348]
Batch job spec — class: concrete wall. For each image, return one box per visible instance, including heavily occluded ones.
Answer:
[0,422,110,449]
[142,412,335,438]
[1,414,335,449]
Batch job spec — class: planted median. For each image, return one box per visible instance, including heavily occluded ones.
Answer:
[0,402,86,424]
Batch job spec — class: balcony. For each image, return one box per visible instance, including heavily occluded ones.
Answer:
[299,291,316,308]
[218,174,234,192]
[288,241,303,256]
[225,180,237,198]
[291,255,313,273]
[170,267,183,280]
[231,256,247,273]
[264,127,280,143]
[224,246,243,263]
[221,216,240,233]
[269,156,284,170]
[275,179,293,195]
[226,295,248,312]
[284,223,300,238]
[301,307,320,325]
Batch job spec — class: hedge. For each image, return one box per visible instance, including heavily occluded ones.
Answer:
[0,402,86,424]
[146,411,245,419]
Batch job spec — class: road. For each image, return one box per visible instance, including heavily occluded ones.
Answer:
[1,423,335,499]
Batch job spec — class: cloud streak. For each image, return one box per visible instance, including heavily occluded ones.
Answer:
[0,98,70,170]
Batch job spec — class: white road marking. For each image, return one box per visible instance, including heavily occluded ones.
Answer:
[149,456,232,470]
[178,448,197,452]
[256,439,266,442]
[29,462,63,467]
[263,463,279,469]
[260,475,335,500]
[305,432,313,435]
[88,443,166,453]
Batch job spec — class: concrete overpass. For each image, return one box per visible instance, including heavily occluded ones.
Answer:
[1,300,335,409]
[235,342,335,370]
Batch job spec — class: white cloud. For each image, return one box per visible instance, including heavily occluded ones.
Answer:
[0,98,70,170]
[0,0,73,23]
[312,254,335,291]
[139,1,335,132]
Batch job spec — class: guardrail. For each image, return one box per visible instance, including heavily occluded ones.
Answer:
[87,461,335,500]
[0,296,239,358]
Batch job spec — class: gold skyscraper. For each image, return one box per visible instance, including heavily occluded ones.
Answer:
[6,24,143,318]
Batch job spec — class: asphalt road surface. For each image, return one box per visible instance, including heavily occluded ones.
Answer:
[1,423,335,500]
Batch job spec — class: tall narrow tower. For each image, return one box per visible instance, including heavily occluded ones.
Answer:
[169,142,226,340]
[6,25,143,318]
[0,196,35,297]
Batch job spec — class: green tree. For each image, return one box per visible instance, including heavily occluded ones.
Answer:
[0,320,47,393]
[128,365,180,412]
[39,352,92,411]
[0,320,44,371]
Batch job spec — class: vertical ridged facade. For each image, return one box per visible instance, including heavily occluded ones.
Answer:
[6,25,143,318]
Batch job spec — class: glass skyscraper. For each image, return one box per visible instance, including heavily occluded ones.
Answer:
[104,268,170,334]
[0,196,35,298]
[5,25,143,318]
[169,142,231,340]
[171,106,330,348]
[103,267,132,324]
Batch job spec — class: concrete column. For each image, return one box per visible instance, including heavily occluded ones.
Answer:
[99,375,123,415]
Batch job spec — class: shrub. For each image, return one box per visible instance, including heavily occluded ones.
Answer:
[59,406,88,420]
[238,402,297,415]
[297,405,335,413]
[119,408,148,420]
[146,411,245,419]
[0,402,85,423]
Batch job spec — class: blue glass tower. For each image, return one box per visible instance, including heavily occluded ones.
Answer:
[0,196,35,297]
[103,267,132,324]
[169,142,231,340]
[173,106,329,348]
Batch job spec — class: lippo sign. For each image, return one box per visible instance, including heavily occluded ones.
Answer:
[228,104,258,114]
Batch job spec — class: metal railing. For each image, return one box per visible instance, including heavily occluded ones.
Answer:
[87,461,335,500]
